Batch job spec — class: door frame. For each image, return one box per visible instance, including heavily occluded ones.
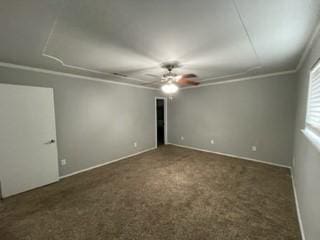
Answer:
[155,97,168,147]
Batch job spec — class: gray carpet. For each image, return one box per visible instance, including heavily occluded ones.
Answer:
[0,145,301,239]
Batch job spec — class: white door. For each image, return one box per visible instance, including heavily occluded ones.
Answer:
[0,84,59,198]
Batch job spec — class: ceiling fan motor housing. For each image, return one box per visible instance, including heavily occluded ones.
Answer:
[161,61,181,71]
[161,61,180,83]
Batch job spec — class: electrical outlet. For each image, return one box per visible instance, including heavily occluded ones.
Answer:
[134,142,138,147]
[61,159,66,166]
[210,139,215,144]
[251,146,257,152]
[180,136,184,141]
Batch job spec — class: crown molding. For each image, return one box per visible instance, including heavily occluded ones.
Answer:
[181,69,297,90]
[0,61,158,90]
[2,17,319,91]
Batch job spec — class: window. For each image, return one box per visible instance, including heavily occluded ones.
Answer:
[306,60,320,134]
[304,59,320,151]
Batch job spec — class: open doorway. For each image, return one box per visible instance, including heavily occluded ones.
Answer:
[155,97,167,147]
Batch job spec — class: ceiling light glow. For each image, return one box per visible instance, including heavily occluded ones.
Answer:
[161,83,179,94]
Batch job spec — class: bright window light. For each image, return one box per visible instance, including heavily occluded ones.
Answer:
[161,83,178,94]
[304,58,320,151]
[306,60,320,135]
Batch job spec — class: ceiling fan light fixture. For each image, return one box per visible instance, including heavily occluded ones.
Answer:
[175,75,182,80]
[161,83,179,94]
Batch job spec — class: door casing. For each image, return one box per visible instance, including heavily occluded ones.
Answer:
[155,97,167,147]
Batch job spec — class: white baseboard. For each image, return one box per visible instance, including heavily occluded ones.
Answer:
[168,143,291,169]
[59,147,156,179]
[291,171,306,240]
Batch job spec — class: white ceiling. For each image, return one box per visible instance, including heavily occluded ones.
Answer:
[1,0,320,87]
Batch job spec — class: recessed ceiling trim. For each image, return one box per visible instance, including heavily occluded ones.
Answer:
[0,61,158,90]
[42,52,148,83]
[40,0,264,85]
[200,65,261,82]
[41,6,148,84]
[185,0,262,84]
[232,0,262,67]
[185,0,262,83]
[2,0,318,89]
[296,17,320,71]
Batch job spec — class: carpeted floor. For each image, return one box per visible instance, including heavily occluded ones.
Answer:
[0,145,301,240]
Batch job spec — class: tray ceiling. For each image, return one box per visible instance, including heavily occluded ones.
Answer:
[0,0,320,87]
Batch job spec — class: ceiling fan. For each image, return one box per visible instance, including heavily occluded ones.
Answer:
[143,62,200,94]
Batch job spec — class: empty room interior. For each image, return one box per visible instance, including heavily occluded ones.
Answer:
[1,0,320,239]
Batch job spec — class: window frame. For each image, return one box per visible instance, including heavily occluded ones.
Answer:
[303,58,320,152]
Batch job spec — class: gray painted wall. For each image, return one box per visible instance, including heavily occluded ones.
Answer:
[0,66,159,177]
[168,74,297,167]
[293,29,320,240]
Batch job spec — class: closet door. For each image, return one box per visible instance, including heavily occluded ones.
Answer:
[0,84,59,198]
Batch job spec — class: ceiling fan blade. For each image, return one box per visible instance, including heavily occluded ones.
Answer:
[176,73,200,86]
[176,77,200,86]
[181,73,198,79]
